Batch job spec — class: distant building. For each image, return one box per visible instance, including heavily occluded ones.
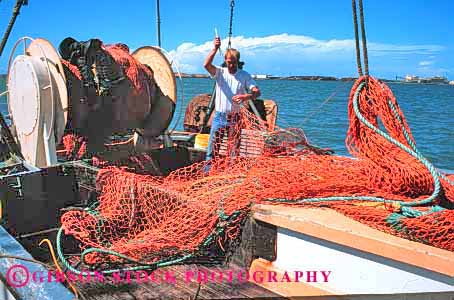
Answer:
[418,76,448,84]
[404,74,449,84]
[424,76,448,84]
[252,74,270,79]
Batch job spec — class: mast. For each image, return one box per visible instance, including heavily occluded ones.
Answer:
[0,0,28,57]
[156,0,161,48]
[155,0,173,147]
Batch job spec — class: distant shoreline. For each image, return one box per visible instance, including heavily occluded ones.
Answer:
[177,73,453,84]
[1,73,452,85]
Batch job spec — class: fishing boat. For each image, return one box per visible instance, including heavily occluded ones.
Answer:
[1,1,454,299]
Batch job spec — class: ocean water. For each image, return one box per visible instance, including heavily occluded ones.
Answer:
[1,76,453,170]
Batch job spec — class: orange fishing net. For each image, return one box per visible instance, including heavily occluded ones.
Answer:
[62,134,87,160]
[104,44,153,95]
[60,76,454,269]
[61,59,82,80]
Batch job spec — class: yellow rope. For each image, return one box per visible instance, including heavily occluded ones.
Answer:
[354,201,401,212]
[39,239,79,299]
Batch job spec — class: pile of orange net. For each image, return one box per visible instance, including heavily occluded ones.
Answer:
[60,76,454,269]
[104,44,153,95]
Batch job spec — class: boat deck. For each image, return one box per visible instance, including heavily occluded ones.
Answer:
[73,263,282,300]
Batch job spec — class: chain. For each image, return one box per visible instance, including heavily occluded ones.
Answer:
[227,0,235,49]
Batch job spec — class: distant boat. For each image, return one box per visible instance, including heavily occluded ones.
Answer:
[404,74,420,83]
[449,80,454,85]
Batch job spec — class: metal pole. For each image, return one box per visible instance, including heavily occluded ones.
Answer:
[156,0,161,48]
[0,0,27,57]
[155,0,173,147]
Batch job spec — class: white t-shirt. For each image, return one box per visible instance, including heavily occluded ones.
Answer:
[212,66,257,113]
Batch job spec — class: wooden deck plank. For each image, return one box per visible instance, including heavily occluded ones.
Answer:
[75,281,139,300]
[73,263,281,300]
[169,265,222,299]
[180,264,281,299]
[188,265,249,299]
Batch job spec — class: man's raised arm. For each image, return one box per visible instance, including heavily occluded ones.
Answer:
[204,37,221,77]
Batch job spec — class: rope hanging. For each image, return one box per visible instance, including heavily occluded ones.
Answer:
[358,0,369,76]
[352,0,369,77]
[352,0,363,76]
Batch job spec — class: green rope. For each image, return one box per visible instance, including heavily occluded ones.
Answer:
[352,81,441,207]
[400,205,444,219]
[56,210,242,275]
[266,80,442,212]
[386,99,454,186]
[56,227,193,276]
[386,205,445,234]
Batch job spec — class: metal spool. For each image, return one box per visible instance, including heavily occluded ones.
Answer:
[132,46,177,150]
[7,37,66,167]
[132,46,177,104]
[27,38,68,141]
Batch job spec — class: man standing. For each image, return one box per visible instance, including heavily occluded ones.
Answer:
[203,37,261,161]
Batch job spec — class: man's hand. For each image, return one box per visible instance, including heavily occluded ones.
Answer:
[214,37,221,50]
[232,93,251,104]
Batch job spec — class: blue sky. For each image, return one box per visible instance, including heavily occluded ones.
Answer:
[0,0,453,79]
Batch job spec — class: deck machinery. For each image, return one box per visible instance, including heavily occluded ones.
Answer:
[0,37,215,236]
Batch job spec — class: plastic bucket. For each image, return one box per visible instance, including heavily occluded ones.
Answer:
[194,134,209,150]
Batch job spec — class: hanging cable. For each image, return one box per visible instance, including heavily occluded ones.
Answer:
[352,0,370,88]
[227,0,235,49]
[156,0,161,48]
[352,0,363,77]
[358,0,369,76]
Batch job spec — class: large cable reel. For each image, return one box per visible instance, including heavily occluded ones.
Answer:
[7,37,68,168]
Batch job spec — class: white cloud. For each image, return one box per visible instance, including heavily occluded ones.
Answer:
[368,43,444,56]
[419,60,434,66]
[416,66,450,76]
[165,33,446,77]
